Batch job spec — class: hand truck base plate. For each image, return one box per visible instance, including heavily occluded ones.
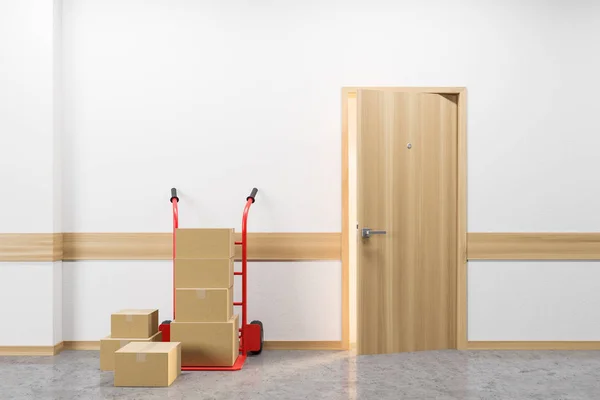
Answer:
[181,353,247,371]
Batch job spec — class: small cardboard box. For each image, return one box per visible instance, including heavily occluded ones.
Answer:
[175,288,232,322]
[111,309,159,339]
[114,342,181,387]
[100,331,162,371]
[175,258,234,288]
[171,315,239,367]
[175,228,235,259]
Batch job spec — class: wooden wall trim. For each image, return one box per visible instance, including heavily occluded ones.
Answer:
[12,341,600,354]
[62,341,344,351]
[61,232,341,261]
[0,343,63,356]
[53,233,63,261]
[237,233,341,261]
[64,341,100,350]
[468,341,600,350]
[7,232,600,262]
[263,341,344,350]
[0,233,62,262]
[468,233,600,260]
[63,233,171,260]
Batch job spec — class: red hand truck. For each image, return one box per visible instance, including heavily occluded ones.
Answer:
[158,187,263,371]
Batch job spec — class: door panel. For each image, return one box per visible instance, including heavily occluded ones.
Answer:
[357,90,457,354]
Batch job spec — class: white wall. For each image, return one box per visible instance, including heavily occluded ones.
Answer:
[0,263,55,345]
[63,261,172,340]
[238,261,341,341]
[59,0,600,342]
[61,0,342,233]
[0,0,63,346]
[53,0,64,346]
[469,261,600,341]
[61,0,600,234]
[53,262,63,344]
[0,0,55,233]
[4,0,600,345]
[53,0,63,234]
[63,261,341,341]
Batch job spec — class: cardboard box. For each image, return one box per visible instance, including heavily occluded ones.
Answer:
[111,309,159,339]
[171,315,239,367]
[114,342,181,387]
[175,228,235,259]
[175,288,232,322]
[175,258,234,288]
[100,331,162,371]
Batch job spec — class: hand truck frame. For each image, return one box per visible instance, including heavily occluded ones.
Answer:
[158,187,263,371]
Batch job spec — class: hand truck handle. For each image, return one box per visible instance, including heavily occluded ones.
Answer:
[170,188,179,203]
[246,187,258,203]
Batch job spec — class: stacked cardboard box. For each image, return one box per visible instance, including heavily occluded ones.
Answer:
[171,229,240,367]
[100,309,161,371]
[114,342,181,387]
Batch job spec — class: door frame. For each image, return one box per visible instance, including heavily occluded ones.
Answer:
[341,87,468,350]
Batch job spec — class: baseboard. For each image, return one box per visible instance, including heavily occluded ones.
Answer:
[53,341,64,355]
[0,342,64,356]
[468,341,600,350]
[64,341,100,350]
[61,340,344,351]
[8,341,598,354]
[263,341,345,350]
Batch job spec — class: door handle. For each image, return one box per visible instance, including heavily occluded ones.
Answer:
[361,228,387,239]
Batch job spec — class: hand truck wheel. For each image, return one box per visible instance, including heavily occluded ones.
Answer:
[158,320,172,342]
[249,320,264,355]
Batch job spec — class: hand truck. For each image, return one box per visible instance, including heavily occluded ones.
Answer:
[158,187,263,371]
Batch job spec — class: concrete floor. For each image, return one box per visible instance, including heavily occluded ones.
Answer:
[1,350,600,399]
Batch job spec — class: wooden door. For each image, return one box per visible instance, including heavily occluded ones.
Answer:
[357,90,458,354]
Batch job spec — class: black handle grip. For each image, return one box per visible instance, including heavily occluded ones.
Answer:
[170,188,179,203]
[246,188,258,203]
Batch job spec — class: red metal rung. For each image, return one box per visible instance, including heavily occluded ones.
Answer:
[234,271,242,276]
[233,301,243,306]
[235,241,243,245]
